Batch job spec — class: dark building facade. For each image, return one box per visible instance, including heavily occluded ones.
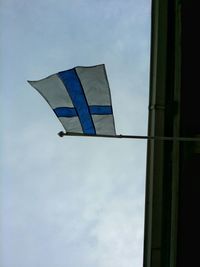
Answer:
[143,1,200,266]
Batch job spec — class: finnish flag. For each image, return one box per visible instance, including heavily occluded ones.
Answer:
[28,64,116,136]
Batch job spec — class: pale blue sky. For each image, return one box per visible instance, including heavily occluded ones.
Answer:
[0,1,151,266]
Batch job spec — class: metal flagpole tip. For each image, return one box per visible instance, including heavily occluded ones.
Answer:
[58,131,65,137]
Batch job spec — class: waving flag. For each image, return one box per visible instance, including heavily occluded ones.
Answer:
[28,64,116,136]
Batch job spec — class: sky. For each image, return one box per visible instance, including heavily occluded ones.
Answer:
[0,1,151,267]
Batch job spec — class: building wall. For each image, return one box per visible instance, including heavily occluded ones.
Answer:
[177,2,200,266]
[143,0,200,266]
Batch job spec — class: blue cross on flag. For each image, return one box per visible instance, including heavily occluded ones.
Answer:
[28,64,116,136]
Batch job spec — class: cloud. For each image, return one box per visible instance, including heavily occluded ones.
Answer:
[1,0,150,266]
[1,122,146,267]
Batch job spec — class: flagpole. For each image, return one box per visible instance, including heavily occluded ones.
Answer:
[58,131,200,142]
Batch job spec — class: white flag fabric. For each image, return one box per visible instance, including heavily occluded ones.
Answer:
[28,64,116,135]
